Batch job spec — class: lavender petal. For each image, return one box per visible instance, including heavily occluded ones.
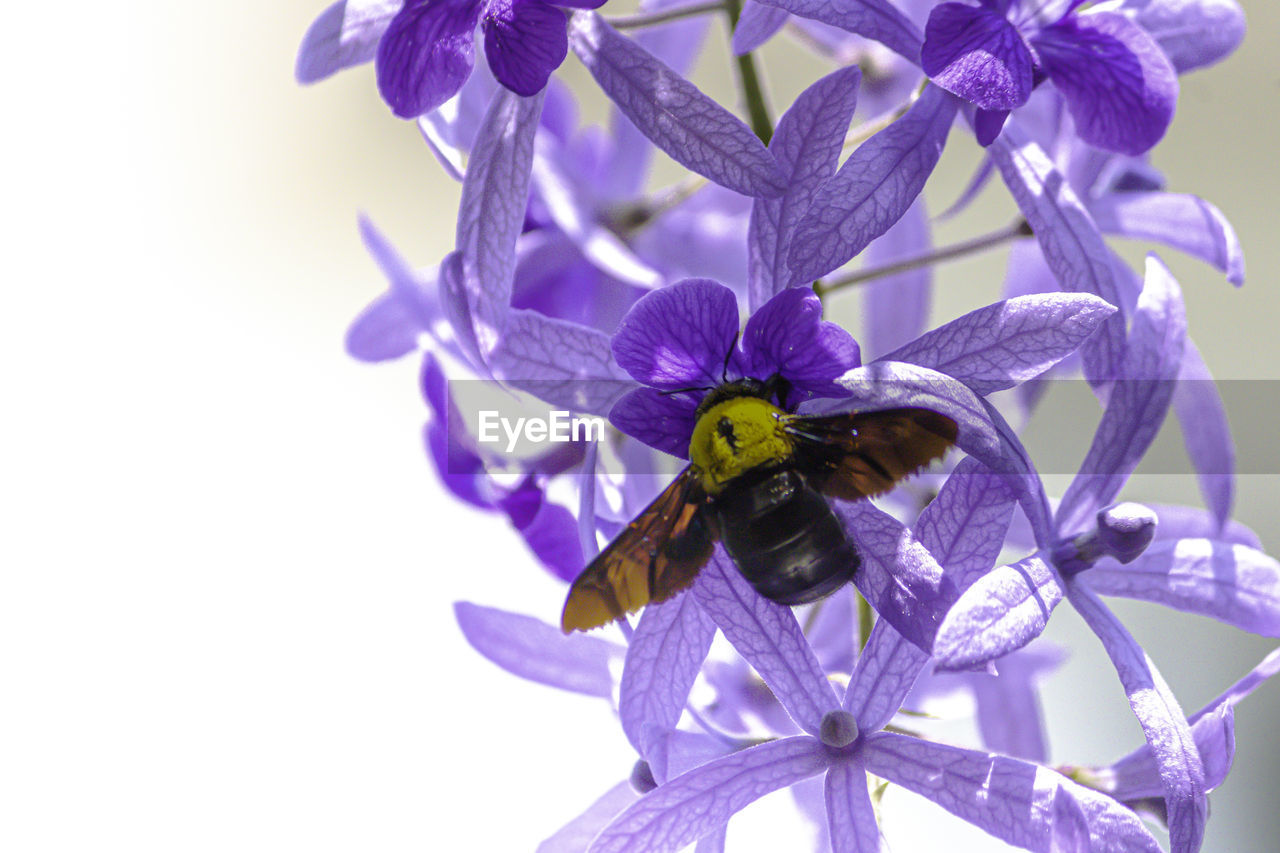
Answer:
[1124,0,1245,73]
[844,617,929,732]
[296,0,399,84]
[825,761,881,852]
[916,456,1016,591]
[751,0,924,63]
[861,198,933,359]
[1173,340,1235,530]
[1090,191,1244,285]
[611,278,741,389]
[538,782,639,853]
[732,1,790,55]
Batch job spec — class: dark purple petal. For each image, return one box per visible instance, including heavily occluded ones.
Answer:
[973,107,1010,146]
[742,287,861,398]
[839,502,956,653]
[611,279,742,389]
[589,737,830,853]
[1056,255,1186,535]
[507,492,587,581]
[539,782,638,852]
[421,354,492,507]
[375,0,481,118]
[455,88,546,359]
[916,455,1016,591]
[1032,12,1178,155]
[733,1,790,55]
[1148,503,1260,549]
[693,552,840,734]
[454,601,625,696]
[748,66,862,306]
[751,0,924,63]
[788,85,957,282]
[1064,581,1207,853]
[860,198,933,359]
[933,554,1065,671]
[569,13,787,198]
[1125,0,1245,73]
[491,309,639,416]
[825,761,879,852]
[1083,539,1280,637]
[1091,191,1244,286]
[881,292,1119,396]
[296,0,399,84]
[844,618,929,731]
[609,388,699,458]
[861,731,1162,852]
[1173,340,1235,529]
[620,595,717,755]
[988,126,1126,385]
[921,3,1034,110]
[482,0,569,96]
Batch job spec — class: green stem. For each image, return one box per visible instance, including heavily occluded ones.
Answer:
[816,219,1032,298]
[857,592,874,651]
[723,0,774,145]
[608,0,726,30]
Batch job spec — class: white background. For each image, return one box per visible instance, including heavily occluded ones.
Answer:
[3,1,1278,850]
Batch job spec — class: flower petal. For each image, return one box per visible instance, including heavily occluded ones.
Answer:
[482,0,569,96]
[844,618,929,732]
[456,88,546,358]
[988,125,1126,385]
[296,0,400,84]
[620,594,717,755]
[1056,255,1186,535]
[693,552,840,734]
[1173,340,1235,529]
[569,13,787,198]
[538,782,639,853]
[1031,11,1178,155]
[502,488,587,581]
[609,388,700,458]
[453,601,625,696]
[742,287,861,400]
[861,198,933,360]
[748,65,862,306]
[921,2,1034,111]
[825,761,880,852]
[1124,0,1245,73]
[589,737,830,853]
[788,84,957,282]
[1103,704,1236,802]
[933,553,1066,671]
[750,0,924,63]
[861,731,1162,852]
[611,279,742,389]
[967,644,1066,762]
[1147,503,1260,549]
[916,455,1016,591]
[732,1,789,55]
[375,0,481,118]
[1084,539,1280,637]
[1064,582,1206,853]
[491,309,639,416]
[1091,191,1244,285]
[881,292,1119,396]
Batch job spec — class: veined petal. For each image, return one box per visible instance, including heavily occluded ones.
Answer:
[861,198,933,359]
[748,66,862,306]
[482,0,569,96]
[1090,191,1244,285]
[861,731,1162,852]
[693,552,840,735]
[1032,11,1178,156]
[933,553,1066,671]
[968,644,1066,762]
[589,737,830,853]
[1122,0,1245,73]
[375,0,481,118]
[825,762,881,852]
[1083,539,1280,637]
[733,1,789,55]
[1102,704,1236,802]
[1056,255,1186,535]
[569,13,787,198]
[609,387,699,458]
[916,456,1016,591]
[538,782,639,853]
[921,2,1034,111]
[620,595,717,755]
[750,0,924,64]
[296,0,400,84]
[881,292,1119,396]
[1148,503,1260,549]
[611,279,742,389]
[1064,582,1206,853]
[844,617,929,732]
[742,287,861,399]
[1173,340,1235,529]
[788,85,957,282]
[453,602,625,696]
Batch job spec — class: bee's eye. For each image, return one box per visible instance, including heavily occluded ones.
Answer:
[716,417,737,448]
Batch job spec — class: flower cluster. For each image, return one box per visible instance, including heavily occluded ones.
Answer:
[297,0,1274,850]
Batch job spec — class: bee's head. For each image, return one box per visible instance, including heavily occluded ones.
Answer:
[688,393,792,493]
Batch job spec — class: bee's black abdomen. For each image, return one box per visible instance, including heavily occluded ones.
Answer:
[712,468,859,605]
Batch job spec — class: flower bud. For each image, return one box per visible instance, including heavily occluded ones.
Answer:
[1096,502,1158,564]
[629,759,657,794]
[819,709,859,749]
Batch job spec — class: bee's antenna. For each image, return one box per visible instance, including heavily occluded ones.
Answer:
[660,385,713,397]
[721,332,740,384]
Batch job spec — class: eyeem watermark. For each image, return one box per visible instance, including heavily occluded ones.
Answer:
[477,410,607,453]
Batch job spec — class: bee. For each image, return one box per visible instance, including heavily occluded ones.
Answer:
[560,375,958,632]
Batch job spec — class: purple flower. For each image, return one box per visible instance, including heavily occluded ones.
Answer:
[375,0,606,119]
[920,0,1178,152]
[608,279,861,457]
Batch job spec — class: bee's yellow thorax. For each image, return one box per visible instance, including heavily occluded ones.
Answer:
[688,396,792,494]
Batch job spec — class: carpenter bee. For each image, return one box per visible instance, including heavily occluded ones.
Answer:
[560,376,957,632]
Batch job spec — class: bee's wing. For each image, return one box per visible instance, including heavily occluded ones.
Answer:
[783,408,958,501]
[561,466,714,633]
